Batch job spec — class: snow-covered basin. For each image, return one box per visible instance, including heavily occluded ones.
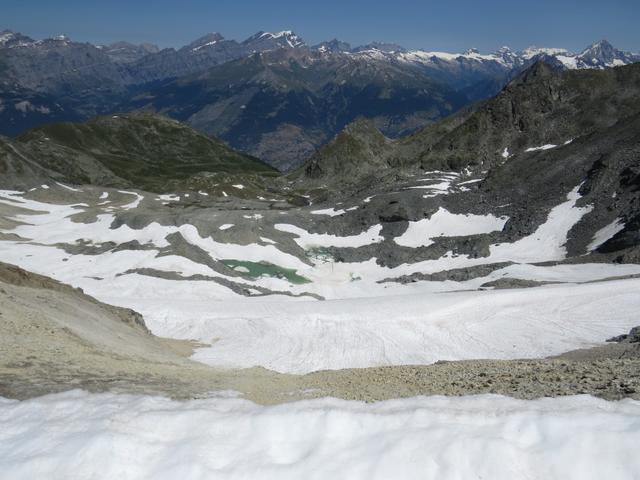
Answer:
[1,229,640,373]
[0,183,613,301]
[2,186,640,372]
[104,277,640,373]
[0,391,639,480]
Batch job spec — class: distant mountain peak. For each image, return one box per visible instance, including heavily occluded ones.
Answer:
[313,39,352,53]
[262,30,292,38]
[108,41,159,51]
[353,41,407,53]
[104,41,160,63]
[0,30,16,45]
[586,39,614,49]
[521,46,571,59]
[577,39,636,67]
[186,32,225,52]
[29,34,73,47]
[243,30,305,49]
[579,39,616,57]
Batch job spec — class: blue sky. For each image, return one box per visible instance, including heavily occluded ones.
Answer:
[3,0,639,53]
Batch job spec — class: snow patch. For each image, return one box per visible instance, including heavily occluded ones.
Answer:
[311,208,346,217]
[488,185,593,262]
[157,194,180,202]
[588,218,625,251]
[275,224,384,249]
[117,190,143,210]
[395,208,508,248]
[525,144,558,152]
[55,182,82,192]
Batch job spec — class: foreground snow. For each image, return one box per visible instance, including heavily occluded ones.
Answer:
[0,391,638,480]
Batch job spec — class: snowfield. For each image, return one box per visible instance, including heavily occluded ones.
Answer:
[0,391,639,480]
[2,187,640,372]
[132,278,640,373]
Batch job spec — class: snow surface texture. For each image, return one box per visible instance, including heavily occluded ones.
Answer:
[0,391,639,480]
[184,278,640,372]
[1,185,640,373]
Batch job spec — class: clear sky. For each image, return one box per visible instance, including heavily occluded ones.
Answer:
[3,0,639,53]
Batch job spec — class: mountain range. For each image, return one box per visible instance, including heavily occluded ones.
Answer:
[1,28,638,170]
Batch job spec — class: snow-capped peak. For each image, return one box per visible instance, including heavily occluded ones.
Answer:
[580,39,614,54]
[254,30,305,48]
[312,39,352,53]
[0,30,34,48]
[0,30,15,45]
[572,39,640,68]
[349,38,638,73]
[521,46,572,59]
[31,33,72,47]
[186,33,225,52]
[352,42,407,54]
[261,30,292,39]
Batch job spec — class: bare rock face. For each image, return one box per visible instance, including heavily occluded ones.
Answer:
[103,41,160,64]
[607,327,640,344]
